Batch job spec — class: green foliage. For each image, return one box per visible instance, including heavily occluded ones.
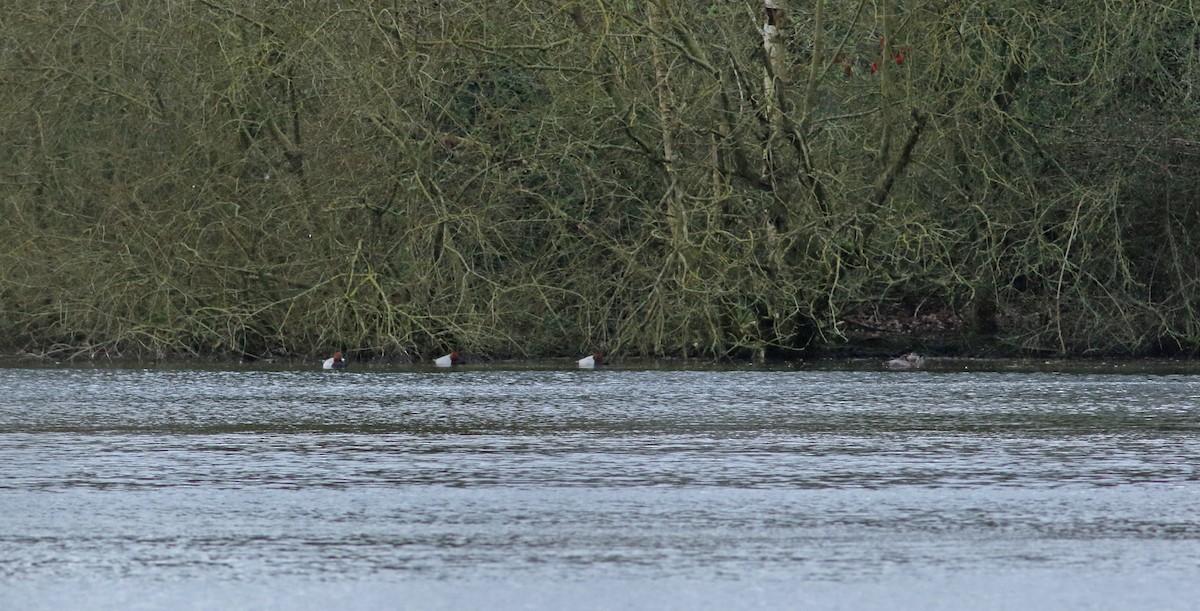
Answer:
[1,0,1198,360]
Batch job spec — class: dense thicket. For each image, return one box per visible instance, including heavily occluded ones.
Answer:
[2,1,1198,361]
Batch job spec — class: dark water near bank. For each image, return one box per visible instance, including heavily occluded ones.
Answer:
[1,366,1198,610]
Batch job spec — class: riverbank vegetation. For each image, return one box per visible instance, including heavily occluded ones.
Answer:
[2,1,1199,361]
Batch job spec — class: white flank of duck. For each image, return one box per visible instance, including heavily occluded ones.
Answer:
[323,351,347,370]
[577,353,604,369]
[434,351,460,368]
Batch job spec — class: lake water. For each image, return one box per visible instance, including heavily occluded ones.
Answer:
[1,365,1198,610]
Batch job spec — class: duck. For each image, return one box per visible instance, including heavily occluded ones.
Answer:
[434,351,460,368]
[577,353,605,369]
[885,352,924,370]
[322,351,348,370]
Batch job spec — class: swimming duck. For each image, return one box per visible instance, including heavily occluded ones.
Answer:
[434,351,460,368]
[322,351,348,370]
[885,352,924,370]
[577,353,605,369]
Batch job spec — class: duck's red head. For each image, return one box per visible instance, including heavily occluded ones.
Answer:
[332,351,343,361]
[449,351,460,362]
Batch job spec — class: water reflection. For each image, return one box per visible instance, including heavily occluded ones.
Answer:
[1,367,1198,609]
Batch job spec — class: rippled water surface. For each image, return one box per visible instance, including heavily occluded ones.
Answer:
[1,366,1198,610]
